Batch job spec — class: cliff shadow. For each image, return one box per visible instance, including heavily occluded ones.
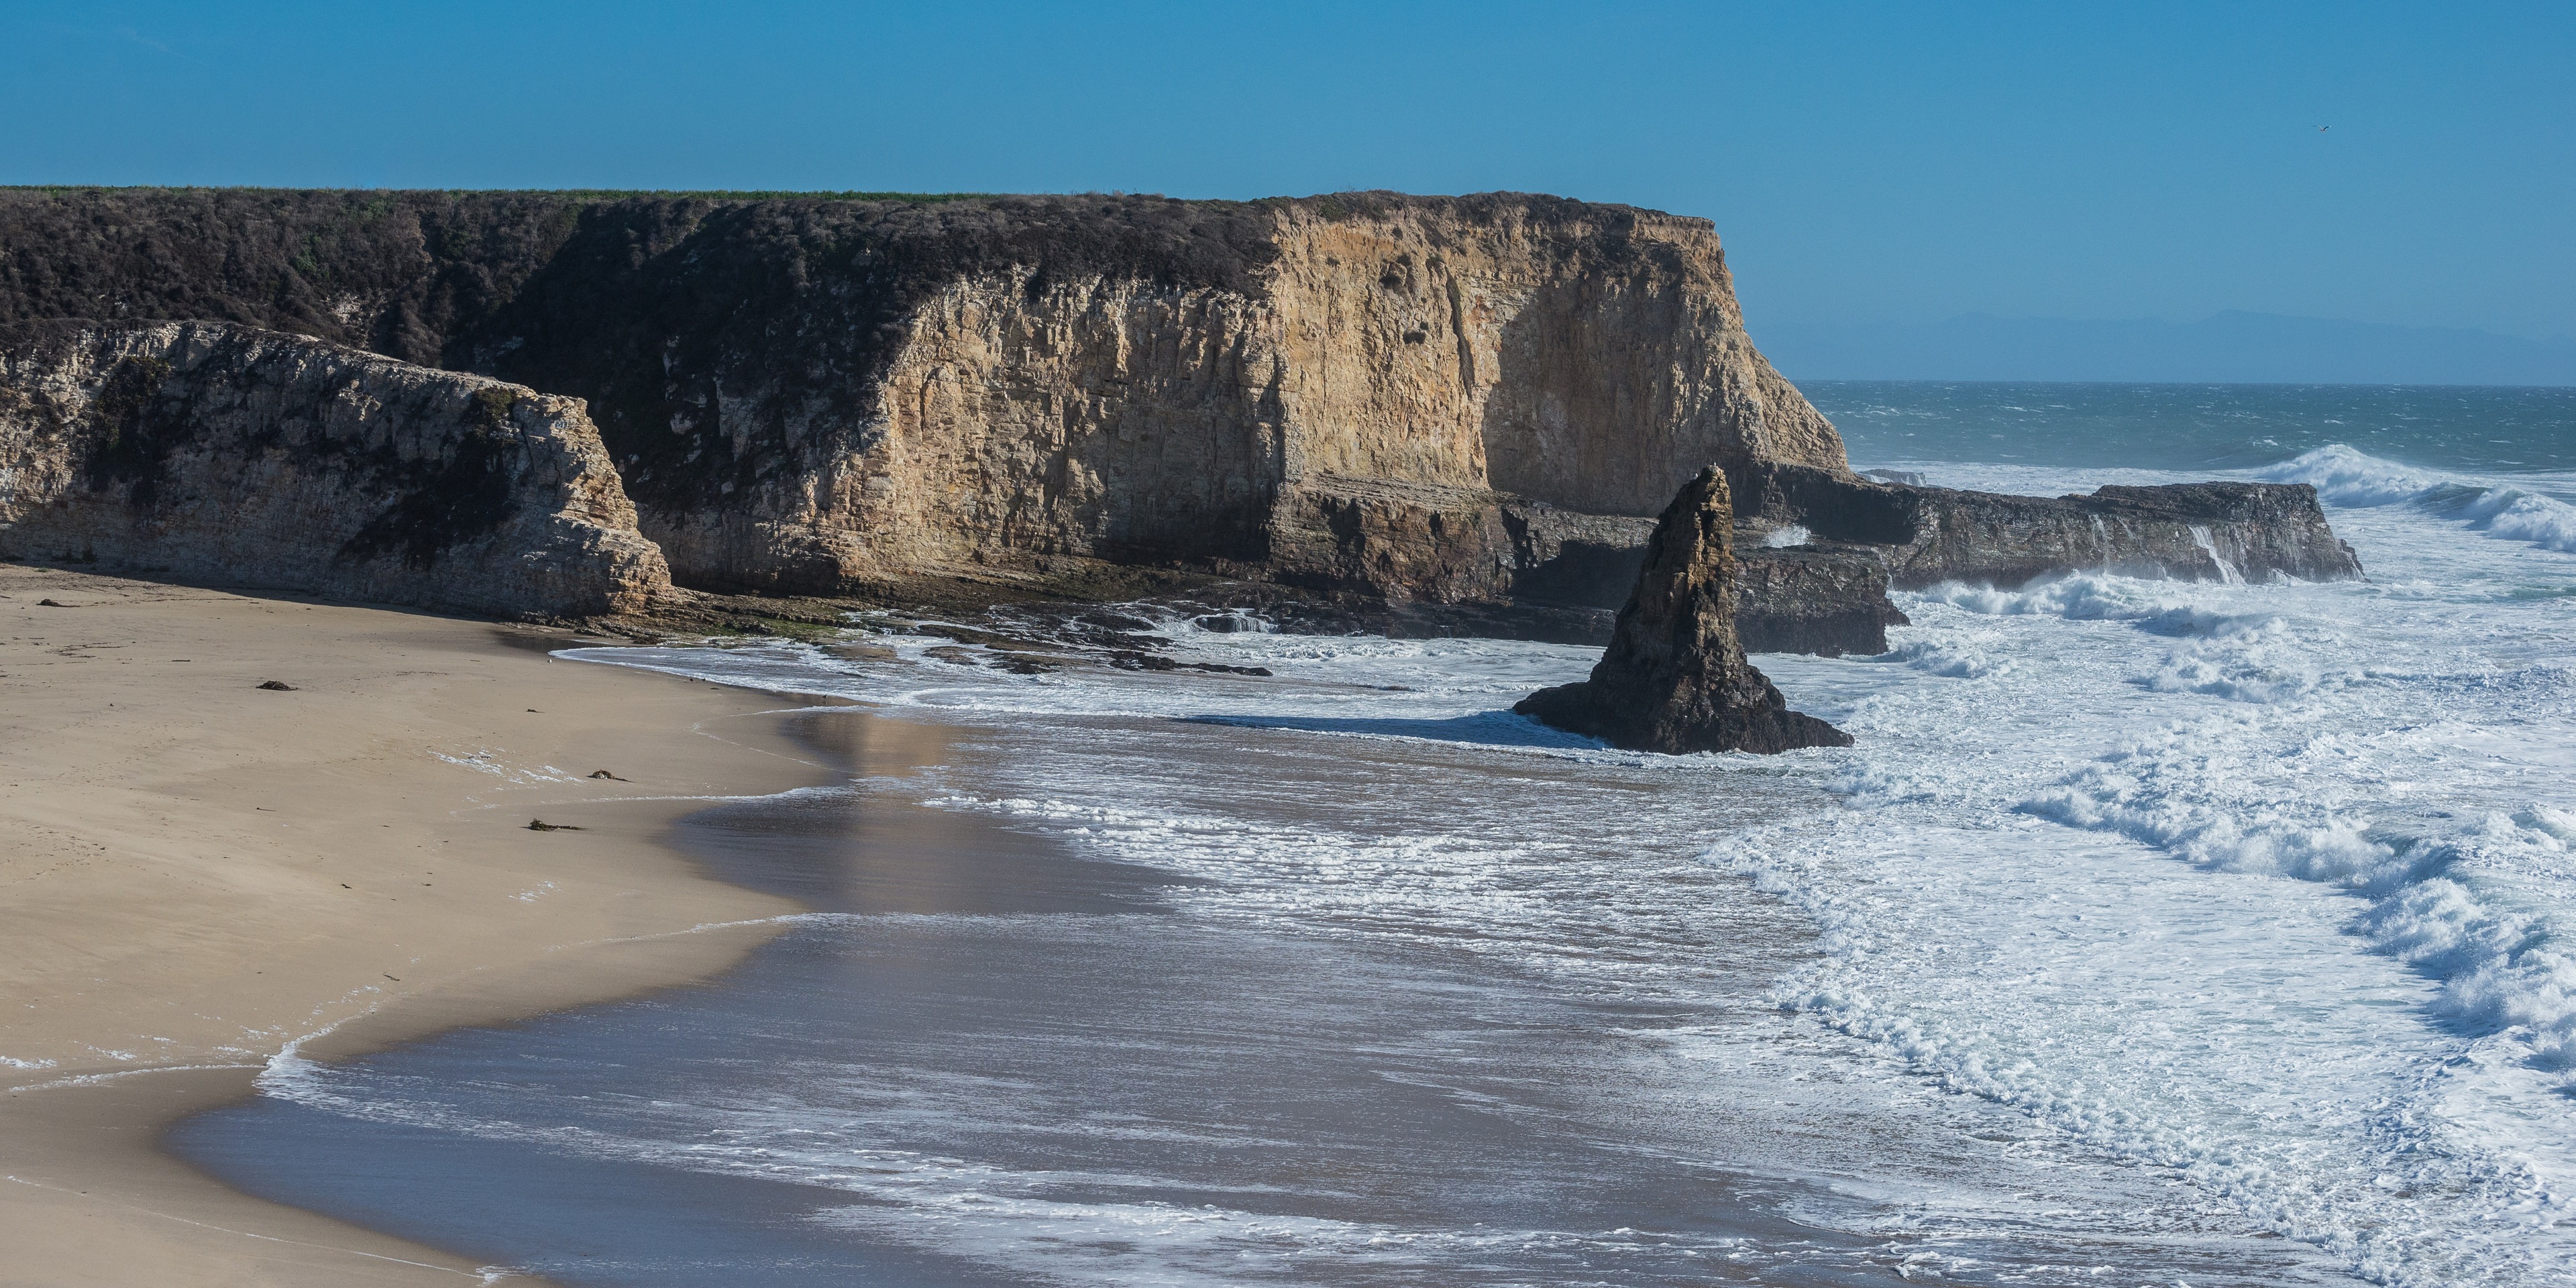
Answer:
[1474,271,1694,519]
[1507,537,1648,609]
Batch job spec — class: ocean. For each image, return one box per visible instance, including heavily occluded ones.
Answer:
[173,382,2576,1286]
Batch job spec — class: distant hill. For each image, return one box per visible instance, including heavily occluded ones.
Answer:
[1759,311,2576,386]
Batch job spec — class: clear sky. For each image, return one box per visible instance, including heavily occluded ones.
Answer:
[6,1,2570,345]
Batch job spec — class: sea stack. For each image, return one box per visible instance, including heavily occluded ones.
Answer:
[1515,467,1851,754]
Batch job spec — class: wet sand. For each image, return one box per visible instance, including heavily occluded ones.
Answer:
[0,566,818,1286]
[168,696,2318,1285]
[9,569,2360,1284]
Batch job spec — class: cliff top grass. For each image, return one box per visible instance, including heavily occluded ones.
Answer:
[0,186,1687,221]
[1,185,1004,203]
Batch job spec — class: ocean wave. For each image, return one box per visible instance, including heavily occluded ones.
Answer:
[2141,650,2341,703]
[2019,719,2576,1083]
[2457,484,2576,553]
[2257,443,2442,506]
[1880,637,2014,678]
[2260,445,2576,553]
[1718,810,2563,1286]
[523,504,2576,1285]
[1919,574,2290,639]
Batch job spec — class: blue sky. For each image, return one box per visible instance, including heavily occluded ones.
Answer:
[6,1,2571,347]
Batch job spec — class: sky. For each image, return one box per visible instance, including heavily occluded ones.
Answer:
[5,1,2572,360]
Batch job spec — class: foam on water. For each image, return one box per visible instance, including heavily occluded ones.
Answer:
[211,428,2576,1284]
[1723,448,2576,1284]
[537,449,2576,1282]
[543,450,2575,1283]
[2260,443,2576,553]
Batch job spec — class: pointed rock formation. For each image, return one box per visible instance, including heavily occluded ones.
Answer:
[1515,468,1850,754]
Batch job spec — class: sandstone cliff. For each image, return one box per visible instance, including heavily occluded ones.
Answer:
[0,320,667,616]
[1515,468,1849,754]
[0,189,2361,647]
[0,189,1843,600]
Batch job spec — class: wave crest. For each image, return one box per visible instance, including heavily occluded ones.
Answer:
[2260,445,2576,553]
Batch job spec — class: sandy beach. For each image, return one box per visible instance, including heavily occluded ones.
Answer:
[0,564,819,1286]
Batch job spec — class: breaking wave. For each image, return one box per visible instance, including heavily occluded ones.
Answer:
[2261,444,2576,552]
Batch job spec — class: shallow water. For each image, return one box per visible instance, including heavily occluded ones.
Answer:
[177,384,2576,1285]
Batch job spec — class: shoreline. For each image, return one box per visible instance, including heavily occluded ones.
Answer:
[0,564,830,1285]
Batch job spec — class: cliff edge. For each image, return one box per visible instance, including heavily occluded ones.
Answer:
[0,189,2361,640]
[0,188,1843,600]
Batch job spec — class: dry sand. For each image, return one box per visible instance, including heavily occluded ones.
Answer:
[0,564,826,1286]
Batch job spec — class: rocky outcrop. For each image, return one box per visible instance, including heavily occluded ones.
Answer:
[1515,468,1849,754]
[0,189,2361,644]
[1734,463,2361,590]
[1731,542,1910,655]
[0,320,668,616]
[1258,474,1650,606]
[1249,474,1903,654]
[0,189,1841,600]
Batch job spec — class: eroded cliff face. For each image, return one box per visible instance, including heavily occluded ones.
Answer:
[0,189,1841,600]
[0,320,667,616]
[659,197,1845,595]
[1260,203,1845,513]
[0,189,2358,649]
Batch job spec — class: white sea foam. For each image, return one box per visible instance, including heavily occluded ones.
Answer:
[2259,443,2444,506]
[1739,452,2576,1283]
[2261,444,2576,553]
[312,443,2576,1285]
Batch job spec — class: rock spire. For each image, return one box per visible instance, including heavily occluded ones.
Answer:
[1515,468,1850,754]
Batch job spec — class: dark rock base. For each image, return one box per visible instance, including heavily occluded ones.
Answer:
[1514,680,1852,754]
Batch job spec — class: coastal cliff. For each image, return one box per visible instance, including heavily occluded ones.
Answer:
[0,320,668,616]
[0,189,2361,640]
[0,188,1841,600]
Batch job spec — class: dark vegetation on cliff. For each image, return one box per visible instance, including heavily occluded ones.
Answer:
[0,188,2357,672]
[337,384,526,570]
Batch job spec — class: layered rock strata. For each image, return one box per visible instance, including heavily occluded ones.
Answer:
[1515,468,1849,754]
[0,189,2361,641]
[0,320,668,616]
[1733,463,2361,590]
[0,188,1842,598]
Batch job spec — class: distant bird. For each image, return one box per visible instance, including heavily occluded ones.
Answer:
[2318,125,2329,131]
